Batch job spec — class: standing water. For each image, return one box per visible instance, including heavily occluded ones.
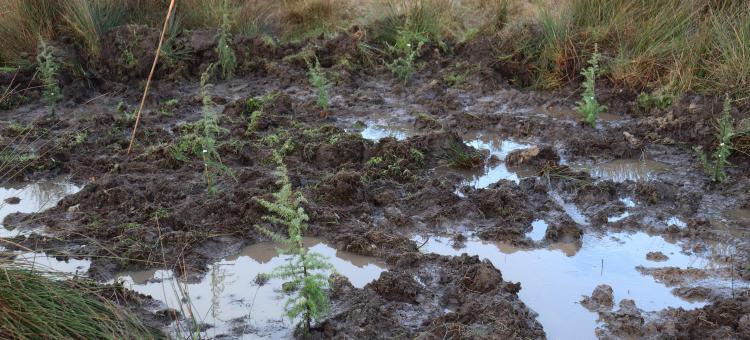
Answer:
[116,238,386,338]
[9,237,387,339]
[0,179,81,238]
[414,231,734,340]
[572,159,667,182]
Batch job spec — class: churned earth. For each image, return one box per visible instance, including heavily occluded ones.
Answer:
[1,25,749,339]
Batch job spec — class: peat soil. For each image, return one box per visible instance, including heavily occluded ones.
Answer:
[1,27,749,339]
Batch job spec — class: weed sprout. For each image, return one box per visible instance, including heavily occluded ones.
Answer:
[694,95,736,182]
[386,28,428,83]
[216,0,237,80]
[36,38,62,112]
[307,58,330,113]
[576,44,606,127]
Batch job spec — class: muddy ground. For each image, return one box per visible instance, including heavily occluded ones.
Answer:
[1,25,749,339]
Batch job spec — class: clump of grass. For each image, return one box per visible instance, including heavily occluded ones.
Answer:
[0,0,165,63]
[254,140,332,335]
[36,38,62,111]
[73,130,88,145]
[697,6,750,99]
[386,28,428,83]
[694,95,736,182]
[0,268,161,339]
[372,0,457,45]
[0,0,59,62]
[307,58,330,112]
[244,91,279,134]
[278,0,351,41]
[234,1,275,37]
[494,0,750,98]
[247,110,263,134]
[637,91,672,111]
[447,141,481,169]
[576,44,605,127]
[216,0,237,80]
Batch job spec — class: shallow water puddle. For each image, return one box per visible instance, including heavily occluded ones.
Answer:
[354,116,416,141]
[526,220,549,241]
[0,179,81,238]
[574,159,667,182]
[445,134,532,193]
[360,123,412,141]
[414,231,729,340]
[462,135,532,186]
[115,238,386,338]
[666,216,688,229]
[549,191,589,225]
[7,237,386,338]
[9,252,91,275]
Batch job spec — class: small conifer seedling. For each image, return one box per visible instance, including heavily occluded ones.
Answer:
[254,140,332,334]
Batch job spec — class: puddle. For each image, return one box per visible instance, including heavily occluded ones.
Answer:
[415,231,729,340]
[608,197,637,222]
[620,197,636,208]
[607,211,631,223]
[115,238,386,339]
[7,237,386,339]
[356,118,416,141]
[450,134,533,189]
[666,216,688,229]
[526,220,548,241]
[360,124,411,141]
[549,191,589,225]
[574,159,667,182]
[7,252,91,275]
[0,179,81,238]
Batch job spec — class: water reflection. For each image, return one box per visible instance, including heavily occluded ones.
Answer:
[415,231,726,340]
[0,179,81,238]
[117,238,386,339]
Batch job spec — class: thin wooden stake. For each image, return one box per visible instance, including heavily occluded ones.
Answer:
[126,0,176,155]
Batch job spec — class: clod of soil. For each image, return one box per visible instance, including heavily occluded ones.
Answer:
[3,197,20,205]
[581,284,614,311]
[597,295,750,339]
[646,251,670,262]
[596,299,645,338]
[505,145,560,169]
[636,266,709,287]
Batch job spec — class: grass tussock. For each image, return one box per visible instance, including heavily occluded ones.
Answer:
[278,0,353,40]
[496,0,750,99]
[0,268,162,339]
[0,0,166,62]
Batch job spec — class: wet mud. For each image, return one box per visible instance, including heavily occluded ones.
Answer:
[1,25,749,339]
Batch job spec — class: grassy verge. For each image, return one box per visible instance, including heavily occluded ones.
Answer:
[0,0,747,100]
